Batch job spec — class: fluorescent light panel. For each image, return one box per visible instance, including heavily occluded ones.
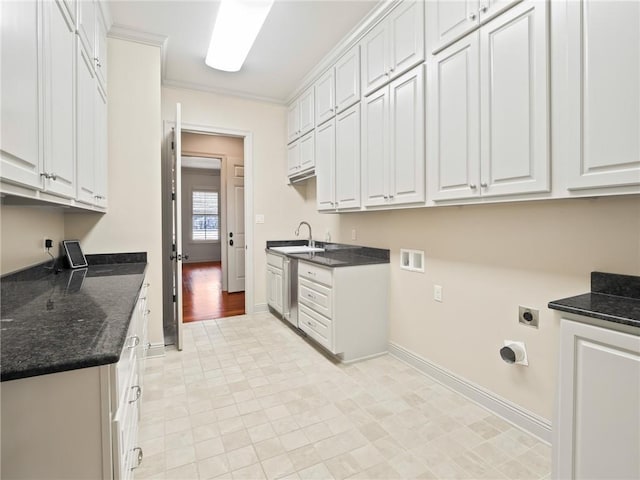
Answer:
[205,0,274,72]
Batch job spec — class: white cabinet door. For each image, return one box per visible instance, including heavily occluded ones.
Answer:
[481,0,523,24]
[299,131,315,173]
[428,34,480,201]
[287,102,299,144]
[361,20,389,96]
[76,45,96,205]
[479,0,549,197]
[362,86,389,207]
[315,118,335,211]
[335,104,361,210]
[77,0,95,58]
[335,45,360,113]
[555,320,640,480]
[43,0,75,199]
[94,5,107,93]
[566,0,640,190]
[287,140,300,176]
[389,64,424,205]
[315,68,335,126]
[388,0,424,78]
[0,0,43,190]
[94,85,107,208]
[298,87,315,136]
[427,0,479,54]
[266,265,283,314]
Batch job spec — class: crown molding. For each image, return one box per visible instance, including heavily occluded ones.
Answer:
[284,0,401,105]
[162,79,286,106]
[108,24,169,79]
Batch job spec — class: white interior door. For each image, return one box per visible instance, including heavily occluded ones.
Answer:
[226,158,245,293]
[173,103,184,350]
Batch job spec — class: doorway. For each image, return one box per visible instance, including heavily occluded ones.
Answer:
[161,111,254,348]
[180,149,245,323]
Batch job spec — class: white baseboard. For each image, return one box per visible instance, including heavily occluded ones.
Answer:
[388,341,552,445]
[146,343,166,358]
[253,302,268,313]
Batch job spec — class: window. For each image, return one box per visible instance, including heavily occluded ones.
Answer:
[192,190,219,241]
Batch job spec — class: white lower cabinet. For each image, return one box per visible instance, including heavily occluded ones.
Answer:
[554,318,640,479]
[564,0,640,191]
[0,280,150,479]
[428,0,549,202]
[298,261,388,362]
[266,253,284,315]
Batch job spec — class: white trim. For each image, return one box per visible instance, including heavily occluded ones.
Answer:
[388,341,552,444]
[108,24,168,79]
[146,343,166,358]
[253,302,269,313]
[163,79,284,105]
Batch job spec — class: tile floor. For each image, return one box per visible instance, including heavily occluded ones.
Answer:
[135,312,551,479]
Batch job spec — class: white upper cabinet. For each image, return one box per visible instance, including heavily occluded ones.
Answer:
[428,0,522,54]
[335,45,360,113]
[0,0,43,190]
[287,131,314,180]
[77,44,96,205]
[564,0,640,190]
[428,0,549,202]
[287,86,314,143]
[361,0,424,96]
[363,64,424,207]
[315,119,336,211]
[77,0,96,58]
[95,5,108,92]
[315,69,335,127]
[42,0,76,199]
[334,103,361,210]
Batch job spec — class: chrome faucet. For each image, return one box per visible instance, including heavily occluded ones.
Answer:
[295,221,314,248]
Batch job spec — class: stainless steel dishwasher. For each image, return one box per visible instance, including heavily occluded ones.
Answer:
[282,256,299,328]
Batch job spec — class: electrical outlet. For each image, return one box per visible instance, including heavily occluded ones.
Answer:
[255,214,265,224]
[43,238,53,252]
[351,229,357,241]
[518,306,539,328]
[434,285,443,302]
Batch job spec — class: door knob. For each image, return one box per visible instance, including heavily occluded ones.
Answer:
[229,232,233,238]
[230,239,234,246]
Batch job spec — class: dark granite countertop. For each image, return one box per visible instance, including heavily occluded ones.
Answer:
[266,240,389,267]
[548,272,640,330]
[1,254,147,382]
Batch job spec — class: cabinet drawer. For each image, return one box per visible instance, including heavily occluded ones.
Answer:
[299,304,333,351]
[267,252,284,269]
[299,278,332,318]
[299,261,332,286]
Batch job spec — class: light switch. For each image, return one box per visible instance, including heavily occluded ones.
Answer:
[255,214,265,224]
[434,285,443,302]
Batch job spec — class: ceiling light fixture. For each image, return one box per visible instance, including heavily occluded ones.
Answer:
[205,0,275,72]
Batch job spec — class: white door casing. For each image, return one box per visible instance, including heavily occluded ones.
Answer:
[173,103,184,351]
[227,158,245,293]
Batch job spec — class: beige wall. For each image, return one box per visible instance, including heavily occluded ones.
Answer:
[161,87,340,309]
[182,131,244,158]
[331,196,640,420]
[0,206,66,274]
[65,38,163,345]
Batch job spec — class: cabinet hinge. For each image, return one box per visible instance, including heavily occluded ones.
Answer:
[172,243,176,252]
[172,294,176,303]
[171,141,174,150]
[171,192,175,201]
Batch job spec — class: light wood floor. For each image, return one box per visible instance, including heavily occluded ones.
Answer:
[182,261,245,322]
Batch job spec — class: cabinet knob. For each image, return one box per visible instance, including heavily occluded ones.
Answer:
[40,172,57,181]
[480,182,488,188]
[480,5,488,13]
[469,184,477,189]
[469,12,477,20]
[127,336,140,349]
[94,57,102,68]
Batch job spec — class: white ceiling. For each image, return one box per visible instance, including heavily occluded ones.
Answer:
[108,0,381,103]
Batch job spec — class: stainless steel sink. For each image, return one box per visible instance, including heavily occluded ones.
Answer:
[270,245,325,254]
